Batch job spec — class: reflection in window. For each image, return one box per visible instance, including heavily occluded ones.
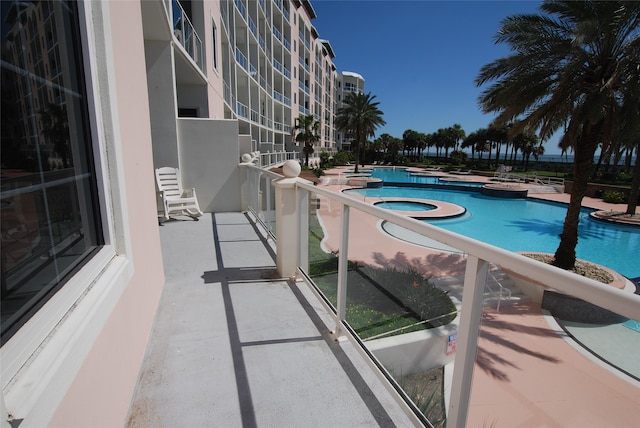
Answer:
[1,0,103,343]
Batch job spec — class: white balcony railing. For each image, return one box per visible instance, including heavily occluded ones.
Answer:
[235,47,248,71]
[172,0,203,70]
[236,101,248,118]
[239,159,640,427]
[242,151,300,170]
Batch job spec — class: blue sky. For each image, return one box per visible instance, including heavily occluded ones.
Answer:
[311,0,564,154]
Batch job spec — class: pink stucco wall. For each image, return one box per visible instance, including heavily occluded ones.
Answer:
[49,2,164,426]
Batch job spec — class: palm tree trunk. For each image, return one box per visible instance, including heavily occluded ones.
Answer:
[553,124,600,270]
[353,137,360,173]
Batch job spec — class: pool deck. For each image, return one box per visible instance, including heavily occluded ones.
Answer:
[316,165,640,427]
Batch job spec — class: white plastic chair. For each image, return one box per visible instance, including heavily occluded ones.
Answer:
[155,167,203,222]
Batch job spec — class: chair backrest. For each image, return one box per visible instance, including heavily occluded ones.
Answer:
[155,167,184,198]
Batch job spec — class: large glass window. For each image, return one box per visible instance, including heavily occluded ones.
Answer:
[1,1,103,343]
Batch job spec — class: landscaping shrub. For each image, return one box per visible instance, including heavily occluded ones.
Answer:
[332,150,353,165]
[319,151,331,168]
[602,190,627,204]
[450,150,468,165]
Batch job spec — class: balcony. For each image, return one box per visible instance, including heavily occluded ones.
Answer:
[236,101,248,118]
[248,16,257,38]
[129,161,640,427]
[234,0,246,20]
[273,59,283,74]
[235,47,248,71]
[273,27,282,42]
[172,0,203,70]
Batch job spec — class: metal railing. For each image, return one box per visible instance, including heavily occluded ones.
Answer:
[236,101,248,118]
[239,159,640,427]
[244,151,300,170]
[172,0,203,70]
[235,47,248,71]
[248,16,257,38]
[234,0,246,19]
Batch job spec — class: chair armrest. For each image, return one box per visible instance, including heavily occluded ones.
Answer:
[182,188,197,198]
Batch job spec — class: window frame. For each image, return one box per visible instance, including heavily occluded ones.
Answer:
[1,1,134,422]
[211,17,218,71]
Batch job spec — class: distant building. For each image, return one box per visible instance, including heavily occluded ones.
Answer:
[336,71,366,149]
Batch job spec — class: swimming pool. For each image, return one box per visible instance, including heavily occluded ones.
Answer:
[347,186,640,279]
[371,168,484,187]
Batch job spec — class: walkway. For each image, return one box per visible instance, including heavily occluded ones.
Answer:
[127,213,414,427]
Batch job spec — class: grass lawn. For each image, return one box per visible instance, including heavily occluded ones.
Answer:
[307,212,456,340]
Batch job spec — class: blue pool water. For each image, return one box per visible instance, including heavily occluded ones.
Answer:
[348,186,640,279]
[373,201,436,211]
[371,168,484,187]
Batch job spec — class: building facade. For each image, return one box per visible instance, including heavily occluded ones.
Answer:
[0,0,363,425]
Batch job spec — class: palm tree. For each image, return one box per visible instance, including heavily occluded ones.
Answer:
[295,114,320,167]
[402,129,421,159]
[449,123,466,152]
[476,1,640,270]
[335,92,386,173]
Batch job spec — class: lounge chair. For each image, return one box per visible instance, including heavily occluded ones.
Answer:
[155,167,203,222]
[451,169,472,175]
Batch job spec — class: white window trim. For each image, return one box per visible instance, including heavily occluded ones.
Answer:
[1,2,134,425]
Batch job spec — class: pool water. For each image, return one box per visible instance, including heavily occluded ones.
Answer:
[349,186,640,279]
[371,168,484,187]
[373,201,436,211]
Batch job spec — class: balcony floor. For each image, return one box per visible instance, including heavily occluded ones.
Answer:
[127,212,415,427]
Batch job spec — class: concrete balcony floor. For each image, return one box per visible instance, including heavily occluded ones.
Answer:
[127,212,415,427]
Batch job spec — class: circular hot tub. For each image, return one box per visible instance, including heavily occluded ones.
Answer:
[481,184,528,198]
[374,201,437,212]
[368,197,466,219]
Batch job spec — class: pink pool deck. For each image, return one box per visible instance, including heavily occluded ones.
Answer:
[315,166,640,427]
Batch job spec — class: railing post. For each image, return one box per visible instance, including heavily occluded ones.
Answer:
[273,160,301,278]
[297,186,309,273]
[239,154,255,212]
[448,255,489,427]
[265,173,272,229]
[332,203,350,340]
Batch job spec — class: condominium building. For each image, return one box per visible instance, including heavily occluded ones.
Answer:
[336,70,366,149]
[0,0,364,424]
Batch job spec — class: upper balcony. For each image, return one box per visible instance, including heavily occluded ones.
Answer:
[172,0,203,71]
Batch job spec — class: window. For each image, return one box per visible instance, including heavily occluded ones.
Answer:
[344,82,358,92]
[211,19,218,70]
[1,1,103,343]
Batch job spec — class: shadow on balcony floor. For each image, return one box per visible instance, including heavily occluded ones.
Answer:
[127,212,414,427]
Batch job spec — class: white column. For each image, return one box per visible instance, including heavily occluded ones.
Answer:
[448,255,489,427]
[273,160,302,278]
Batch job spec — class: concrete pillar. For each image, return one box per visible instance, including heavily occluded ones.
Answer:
[273,160,302,278]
